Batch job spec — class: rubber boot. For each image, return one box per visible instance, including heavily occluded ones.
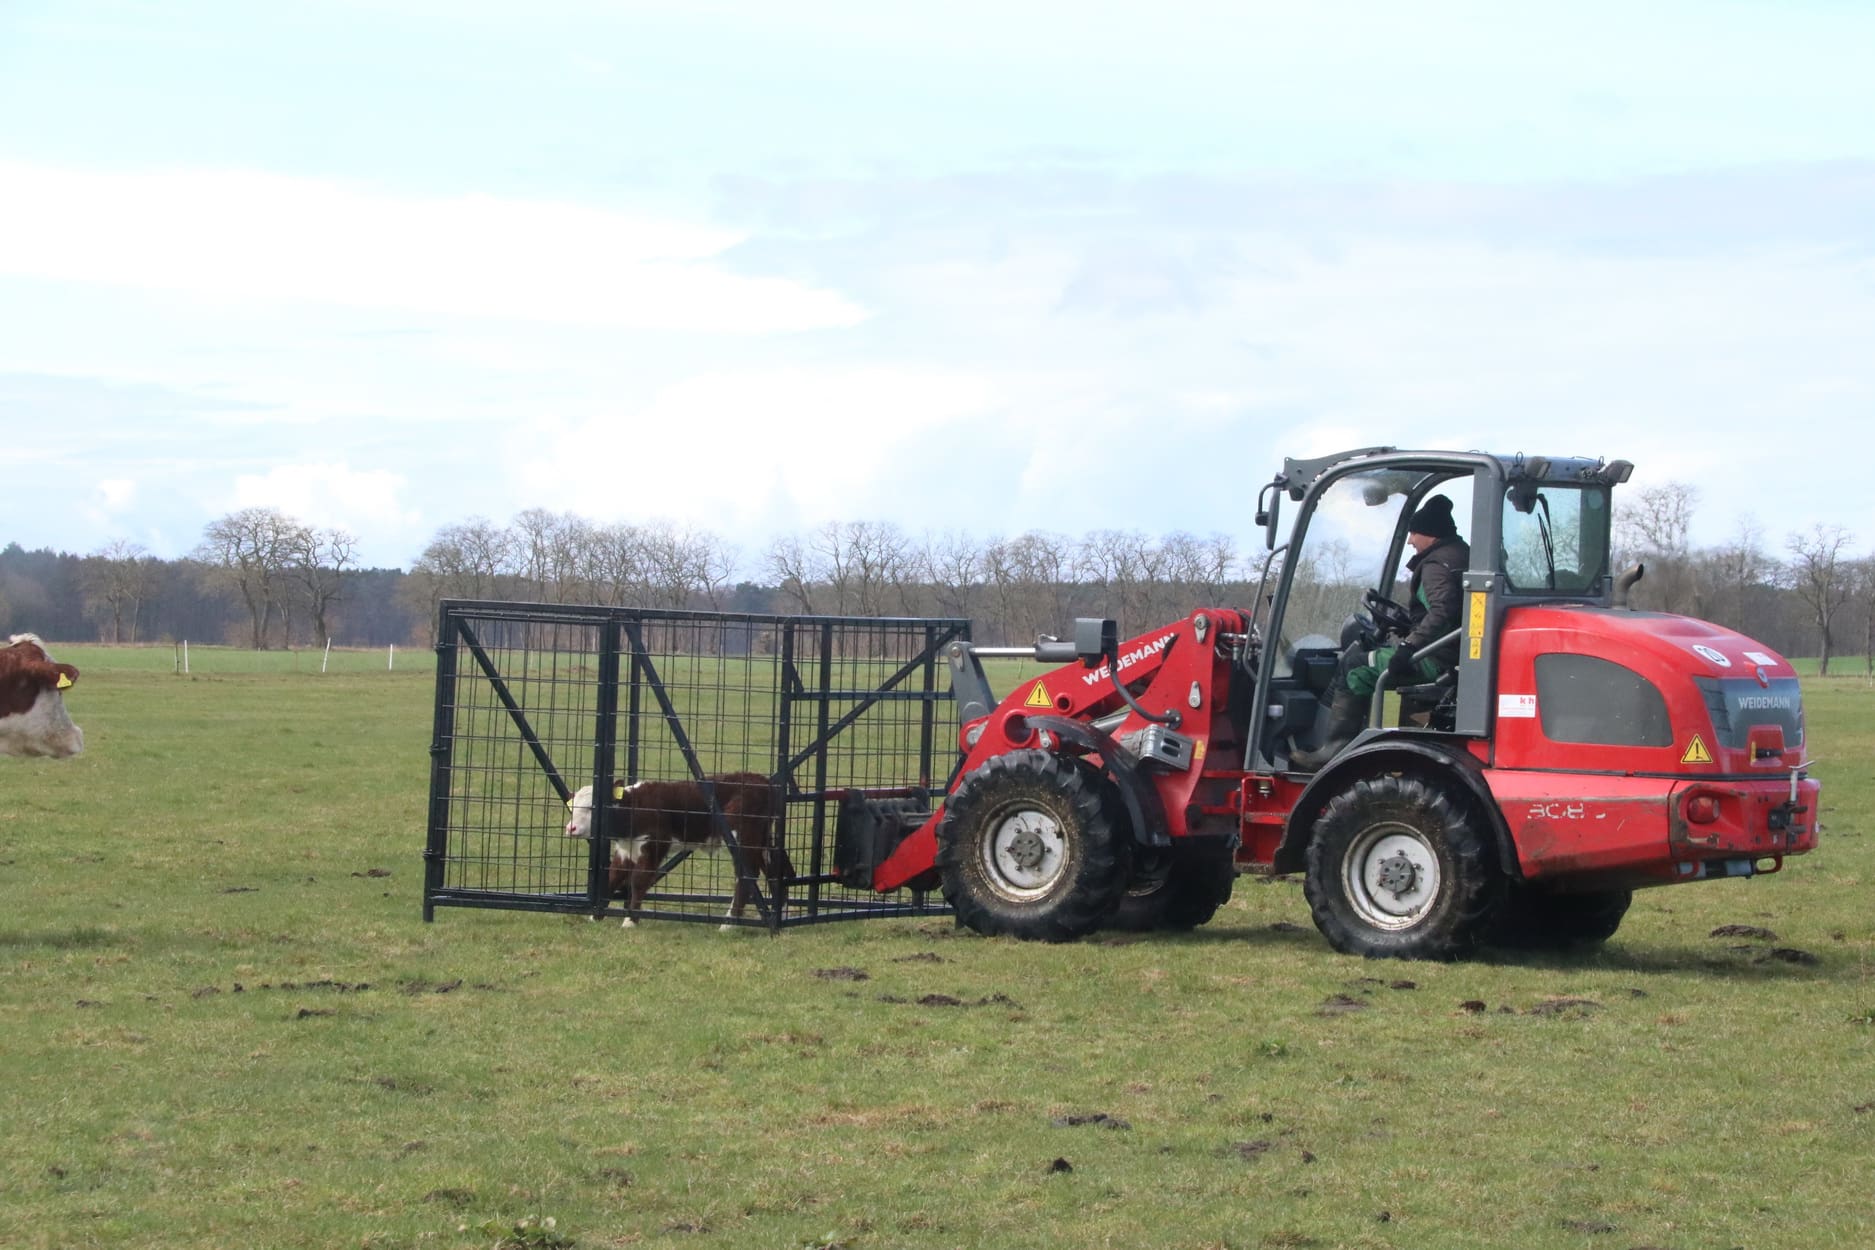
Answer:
[1290,689,1364,773]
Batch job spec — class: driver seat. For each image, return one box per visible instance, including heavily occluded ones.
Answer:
[1393,668,1458,732]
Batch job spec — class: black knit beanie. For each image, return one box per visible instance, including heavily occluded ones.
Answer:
[1407,495,1457,539]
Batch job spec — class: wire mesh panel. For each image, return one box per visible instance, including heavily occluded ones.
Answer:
[424,601,966,929]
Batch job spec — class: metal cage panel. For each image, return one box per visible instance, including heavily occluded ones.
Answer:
[424,601,965,928]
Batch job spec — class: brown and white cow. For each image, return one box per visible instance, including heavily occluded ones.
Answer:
[564,772,791,930]
[0,634,84,758]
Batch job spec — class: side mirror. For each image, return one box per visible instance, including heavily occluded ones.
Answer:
[1255,482,1282,550]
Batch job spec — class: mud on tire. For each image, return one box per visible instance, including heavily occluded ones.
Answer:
[936,750,1130,942]
[1303,773,1505,960]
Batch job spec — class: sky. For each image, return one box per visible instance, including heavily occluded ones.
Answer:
[2,0,1872,575]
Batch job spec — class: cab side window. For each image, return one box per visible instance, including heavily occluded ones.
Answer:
[1533,653,1671,747]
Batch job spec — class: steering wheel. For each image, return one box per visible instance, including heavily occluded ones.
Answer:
[1362,588,1413,640]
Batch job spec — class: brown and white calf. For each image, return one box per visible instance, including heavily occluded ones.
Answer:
[0,634,84,759]
[564,773,792,929]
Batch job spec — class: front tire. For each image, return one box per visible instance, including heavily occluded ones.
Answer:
[937,751,1130,942]
[1304,774,1504,960]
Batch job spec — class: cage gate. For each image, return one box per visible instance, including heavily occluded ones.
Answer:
[423,600,967,930]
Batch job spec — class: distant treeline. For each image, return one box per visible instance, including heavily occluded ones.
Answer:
[5,486,1871,670]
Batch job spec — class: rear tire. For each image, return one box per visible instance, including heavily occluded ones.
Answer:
[1493,886,1631,949]
[937,751,1130,943]
[1107,839,1237,932]
[1304,774,1505,960]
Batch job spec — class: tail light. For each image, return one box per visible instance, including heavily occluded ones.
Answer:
[1685,793,1721,824]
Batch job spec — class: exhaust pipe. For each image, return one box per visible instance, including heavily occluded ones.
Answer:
[1613,562,1645,609]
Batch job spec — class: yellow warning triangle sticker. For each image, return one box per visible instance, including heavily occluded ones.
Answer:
[1681,735,1713,765]
[1024,681,1053,709]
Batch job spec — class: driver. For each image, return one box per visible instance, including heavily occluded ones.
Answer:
[1293,494,1469,771]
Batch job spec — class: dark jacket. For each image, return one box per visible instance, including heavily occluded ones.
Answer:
[1400,536,1469,660]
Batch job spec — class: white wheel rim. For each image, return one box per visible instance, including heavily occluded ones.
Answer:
[1343,824,1441,930]
[982,807,1068,900]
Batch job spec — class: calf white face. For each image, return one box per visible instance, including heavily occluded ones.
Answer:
[564,785,593,838]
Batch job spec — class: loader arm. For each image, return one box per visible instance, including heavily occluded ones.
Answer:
[871,610,1249,892]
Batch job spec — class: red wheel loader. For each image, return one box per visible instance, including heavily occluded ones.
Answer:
[835,447,1820,959]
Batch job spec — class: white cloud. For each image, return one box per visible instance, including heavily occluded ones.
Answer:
[78,477,140,535]
[229,461,421,537]
[517,366,997,533]
[0,163,867,334]
[94,478,136,512]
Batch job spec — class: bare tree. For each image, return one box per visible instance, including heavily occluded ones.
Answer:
[917,529,984,622]
[695,534,738,610]
[1159,530,1238,607]
[1696,513,1775,636]
[1081,529,1163,633]
[1853,556,1875,680]
[195,508,299,649]
[511,508,599,603]
[638,522,733,610]
[288,526,358,649]
[80,539,158,642]
[1006,530,1076,641]
[577,522,647,606]
[764,533,820,614]
[978,536,1021,644]
[410,518,516,610]
[1784,523,1857,675]
[843,521,913,617]
[808,521,857,615]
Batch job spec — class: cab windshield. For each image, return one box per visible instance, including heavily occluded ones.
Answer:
[1501,482,1612,595]
[1270,467,1471,673]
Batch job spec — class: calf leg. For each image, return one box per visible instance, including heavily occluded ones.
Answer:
[623,846,667,929]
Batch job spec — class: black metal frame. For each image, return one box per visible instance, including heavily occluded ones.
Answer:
[423,600,967,930]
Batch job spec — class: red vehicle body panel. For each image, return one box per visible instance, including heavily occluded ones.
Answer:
[1482,605,1816,883]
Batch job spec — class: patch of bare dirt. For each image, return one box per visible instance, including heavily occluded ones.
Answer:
[1052,1113,1130,1130]
[1526,998,1603,1016]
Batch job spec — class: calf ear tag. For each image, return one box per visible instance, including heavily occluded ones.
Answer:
[57,673,74,690]
[611,780,626,801]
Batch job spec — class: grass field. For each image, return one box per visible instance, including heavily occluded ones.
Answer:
[2,648,1871,1249]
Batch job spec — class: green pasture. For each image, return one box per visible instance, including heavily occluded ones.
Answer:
[2,650,1872,1249]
